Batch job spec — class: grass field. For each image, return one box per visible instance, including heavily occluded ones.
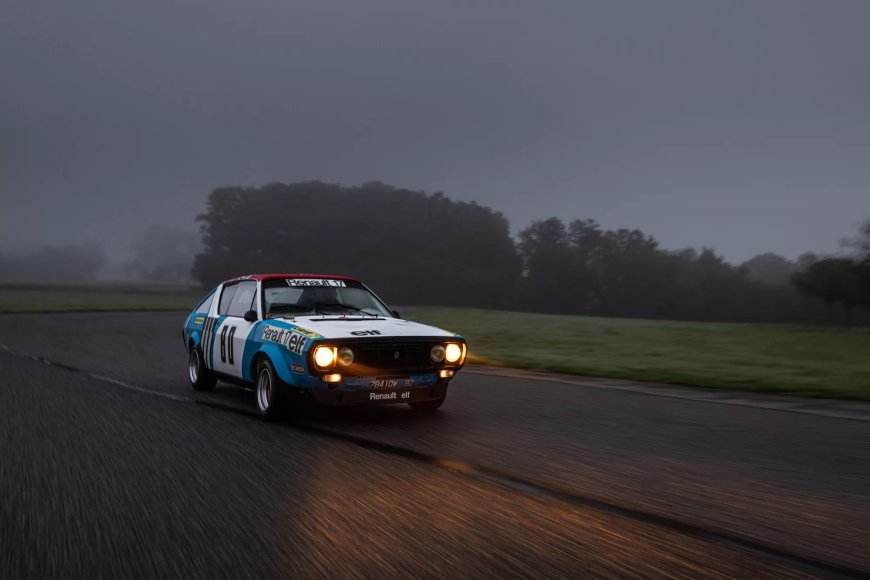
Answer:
[2,284,867,399]
[0,282,202,314]
[407,308,870,400]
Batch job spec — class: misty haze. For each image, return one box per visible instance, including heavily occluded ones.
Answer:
[2,1,870,578]
[3,0,869,269]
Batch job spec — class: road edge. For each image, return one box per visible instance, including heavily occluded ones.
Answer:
[464,364,870,422]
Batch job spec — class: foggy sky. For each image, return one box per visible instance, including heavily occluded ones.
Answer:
[2,0,869,263]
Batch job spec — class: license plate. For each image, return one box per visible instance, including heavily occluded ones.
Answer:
[369,377,415,389]
[342,374,433,389]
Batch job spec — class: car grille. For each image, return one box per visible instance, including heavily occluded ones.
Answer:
[349,340,434,374]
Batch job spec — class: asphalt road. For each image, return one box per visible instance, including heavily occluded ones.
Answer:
[1,313,869,578]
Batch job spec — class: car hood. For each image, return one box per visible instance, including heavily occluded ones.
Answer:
[277,315,459,340]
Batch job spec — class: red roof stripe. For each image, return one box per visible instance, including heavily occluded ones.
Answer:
[228,273,358,282]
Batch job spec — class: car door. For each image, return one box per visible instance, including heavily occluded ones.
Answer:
[199,284,227,372]
[211,280,259,378]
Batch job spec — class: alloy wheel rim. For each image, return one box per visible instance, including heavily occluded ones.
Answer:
[257,368,272,412]
[189,350,199,383]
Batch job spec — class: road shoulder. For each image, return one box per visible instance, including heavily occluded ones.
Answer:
[465,364,870,422]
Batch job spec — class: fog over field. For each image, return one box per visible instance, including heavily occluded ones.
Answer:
[5,6,870,576]
[2,0,869,263]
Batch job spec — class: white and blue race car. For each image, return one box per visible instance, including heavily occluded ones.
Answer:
[182,274,467,419]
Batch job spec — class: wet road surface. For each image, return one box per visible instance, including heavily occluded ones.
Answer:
[1,313,868,578]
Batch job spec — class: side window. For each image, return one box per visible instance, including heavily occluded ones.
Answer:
[195,291,215,315]
[227,281,257,318]
[218,284,238,316]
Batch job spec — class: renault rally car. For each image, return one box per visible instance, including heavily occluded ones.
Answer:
[182,274,467,418]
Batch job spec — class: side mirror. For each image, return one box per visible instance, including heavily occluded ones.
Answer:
[243,310,258,322]
[391,310,401,319]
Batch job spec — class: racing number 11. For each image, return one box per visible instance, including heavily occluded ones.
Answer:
[220,325,237,364]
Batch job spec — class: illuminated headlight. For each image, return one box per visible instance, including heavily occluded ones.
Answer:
[313,346,336,368]
[430,344,445,362]
[445,343,462,363]
[337,347,354,367]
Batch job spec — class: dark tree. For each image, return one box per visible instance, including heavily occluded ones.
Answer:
[792,258,861,321]
[517,218,574,312]
[842,219,870,260]
[192,182,520,307]
[740,253,795,287]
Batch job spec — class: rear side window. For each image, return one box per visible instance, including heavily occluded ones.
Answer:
[218,284,238,315]
[194,291,215,314]
[227,281,257,317]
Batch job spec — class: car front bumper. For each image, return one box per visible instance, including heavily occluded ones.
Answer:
[308,382,449,406]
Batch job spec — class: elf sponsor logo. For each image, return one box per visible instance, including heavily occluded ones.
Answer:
[286,278,347,287]
[292,327,322,339]
[261,325,309,354]
[351,330,381,336]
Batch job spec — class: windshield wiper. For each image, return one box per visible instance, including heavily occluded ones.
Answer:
[267,304,313,318]
[313,302,379,316]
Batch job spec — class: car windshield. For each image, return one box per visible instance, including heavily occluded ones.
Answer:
[262,278,393,318]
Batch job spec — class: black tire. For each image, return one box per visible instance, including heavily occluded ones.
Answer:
[255,358,289,421]
[189,345,217,391]
[408,393,446,412]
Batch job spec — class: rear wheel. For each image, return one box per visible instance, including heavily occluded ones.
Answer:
[255,358,288,420]
[189,346,217,391]
[408,393,446,412]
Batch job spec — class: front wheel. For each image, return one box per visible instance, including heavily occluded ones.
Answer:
[189,346,217,391]
[408,393,446,412]
[255,359,289,420]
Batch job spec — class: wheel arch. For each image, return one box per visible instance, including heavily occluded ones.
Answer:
[187,330,203,352]
[249,350,270,381]
[247,344,298,385]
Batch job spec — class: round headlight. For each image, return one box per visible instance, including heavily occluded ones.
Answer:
[313,346,336,368]
[430,344,445,362]
[337,347,354,367]
[445,343,462,363]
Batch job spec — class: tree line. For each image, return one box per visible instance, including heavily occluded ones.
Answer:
[193,181,869,324]
[2,181,863,324]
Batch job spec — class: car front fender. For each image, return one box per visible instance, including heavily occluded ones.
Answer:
[248,343,319,387]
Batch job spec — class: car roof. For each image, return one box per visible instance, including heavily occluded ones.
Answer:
[225,273,358,283]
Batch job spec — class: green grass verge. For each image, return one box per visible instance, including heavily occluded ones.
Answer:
[3,286,867,400]
[0,282,203,314]
[407,308,870,400]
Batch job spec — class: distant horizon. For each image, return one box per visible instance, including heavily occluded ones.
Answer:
[2,179,863,267]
